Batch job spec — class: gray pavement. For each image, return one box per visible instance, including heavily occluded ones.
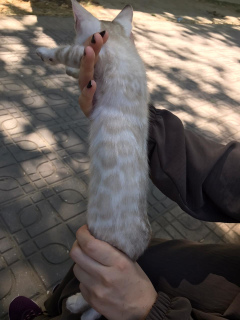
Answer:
[0,11,240,318]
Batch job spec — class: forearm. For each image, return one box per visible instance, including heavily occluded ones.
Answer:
[148,104,240,222]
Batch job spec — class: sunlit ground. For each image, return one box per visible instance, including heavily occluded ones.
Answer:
[1,0,240,25]
[0,8,240,245]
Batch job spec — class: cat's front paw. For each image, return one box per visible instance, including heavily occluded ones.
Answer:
[36,47,57,65]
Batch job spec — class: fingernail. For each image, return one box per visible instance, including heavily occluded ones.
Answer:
[84,48,86,56]
[91,35,96,44]
[99,30,106,38]
[87,80,92,89]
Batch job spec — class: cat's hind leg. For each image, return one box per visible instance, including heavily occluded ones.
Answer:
[66,293,101,320]
[66,292,89,314]
[81,308,101,320]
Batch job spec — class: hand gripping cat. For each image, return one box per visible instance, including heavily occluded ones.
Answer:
[36,1,151,319]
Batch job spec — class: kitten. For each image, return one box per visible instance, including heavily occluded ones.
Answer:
[36,1,151,319]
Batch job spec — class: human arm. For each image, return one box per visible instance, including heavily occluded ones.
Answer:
[70,225,195,320]
[148,105,240,222]
[70,225,157,320]
[71,225,240,320]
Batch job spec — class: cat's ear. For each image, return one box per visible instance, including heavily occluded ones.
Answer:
[71,0,100,35]
[113,5,133,37]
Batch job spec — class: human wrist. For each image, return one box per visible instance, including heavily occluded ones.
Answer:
[125,291,157,320]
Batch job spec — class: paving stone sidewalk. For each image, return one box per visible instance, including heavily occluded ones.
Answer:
[0,11,240,318]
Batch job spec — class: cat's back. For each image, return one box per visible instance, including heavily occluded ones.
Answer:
[94,33,148,123]
[97,21,147,95]
[88,20,151,261]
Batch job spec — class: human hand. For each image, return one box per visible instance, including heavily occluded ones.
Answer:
[70,225,157,320]
[78,31,109,118]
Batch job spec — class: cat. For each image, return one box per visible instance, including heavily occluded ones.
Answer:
[36,1,151,319]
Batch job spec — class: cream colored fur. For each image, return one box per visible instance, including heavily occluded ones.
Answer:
[36,1,151,319]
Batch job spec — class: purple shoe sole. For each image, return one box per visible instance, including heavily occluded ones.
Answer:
[9,296,43,320]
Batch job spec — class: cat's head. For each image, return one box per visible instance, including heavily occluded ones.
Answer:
[71,0,133,44]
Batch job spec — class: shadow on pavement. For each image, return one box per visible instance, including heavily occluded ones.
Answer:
[0,4,240,318]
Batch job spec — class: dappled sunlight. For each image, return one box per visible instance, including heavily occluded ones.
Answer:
[212,222,240,243]
[0,8,239,146]
[134,19,240,144]
[0,15,27,30]
[95,0,240,25]
[0,6,240,316]
[1,0,240,26]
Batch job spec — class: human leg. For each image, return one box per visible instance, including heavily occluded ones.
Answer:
[138,239,240,313]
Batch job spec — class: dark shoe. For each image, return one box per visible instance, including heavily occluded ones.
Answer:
[9,296,43,320]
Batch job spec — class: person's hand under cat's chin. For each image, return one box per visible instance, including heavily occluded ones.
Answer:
[70,225,157,320]
[78,31,109,118]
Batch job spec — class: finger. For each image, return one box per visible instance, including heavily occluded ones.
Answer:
[79,46,95,91]
[78,32,109,112]
[84,31,109,63]
[80,283,91,305]
[73,264,94,286]
[70,240,105,276]
[88,33,103,63]
[79,31,109,90]
[76,225,123,266]
[101,30,109,45]
[78,80,96,117]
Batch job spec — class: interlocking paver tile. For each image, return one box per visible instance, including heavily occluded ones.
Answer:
[8,132,46,160]
[26,108,59,128]
[20,156,71,185]
[67,213,88,235]
[0,147,17,168]
[1,198,61,236]
[0,164,33,204]
[49,193,87,221]
[172,216,211,241]
[53,177,88,199]
[38,126,84,148]
[0,115,31,135]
